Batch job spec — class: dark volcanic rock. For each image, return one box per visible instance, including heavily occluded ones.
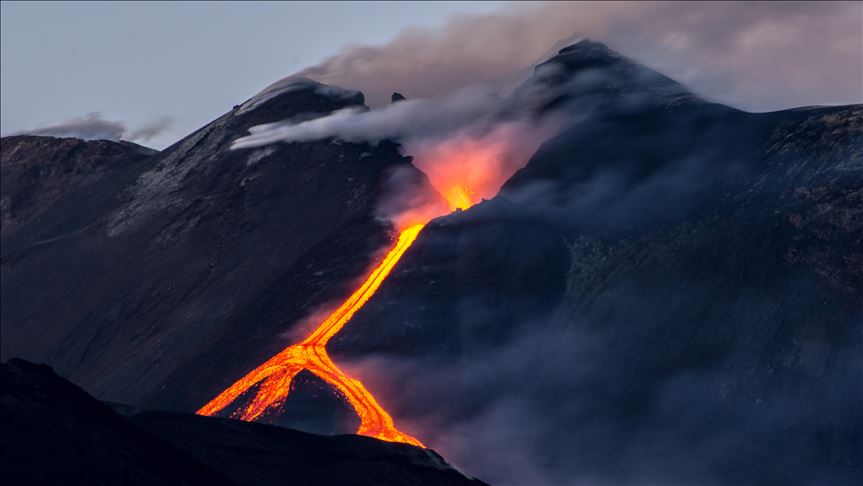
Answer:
[123,409,485,486]
[0,359,486,486]
[0,135,156,235]
[265,369,361,435]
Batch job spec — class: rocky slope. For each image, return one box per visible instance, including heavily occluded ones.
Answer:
[0,359,483,486]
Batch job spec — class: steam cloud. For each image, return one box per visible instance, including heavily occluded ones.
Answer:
[297,1,862,111]
[19,112,172,144]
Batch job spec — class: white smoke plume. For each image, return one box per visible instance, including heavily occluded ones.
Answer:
[232,87,503,149]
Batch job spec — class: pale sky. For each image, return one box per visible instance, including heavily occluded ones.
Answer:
[0,1,506,148]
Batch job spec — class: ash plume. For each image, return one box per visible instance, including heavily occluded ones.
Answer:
[296,1,861,111]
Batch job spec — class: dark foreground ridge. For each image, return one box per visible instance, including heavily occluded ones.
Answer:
[0,359,485,486]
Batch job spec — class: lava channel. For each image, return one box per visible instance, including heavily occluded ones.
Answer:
[197,223,425,446]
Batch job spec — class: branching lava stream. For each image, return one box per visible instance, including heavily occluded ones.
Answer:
[197,224,426,446]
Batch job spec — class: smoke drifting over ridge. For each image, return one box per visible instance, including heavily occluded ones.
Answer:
[297,1,862,111]
[16,112,172,144]
[233,86,504,148]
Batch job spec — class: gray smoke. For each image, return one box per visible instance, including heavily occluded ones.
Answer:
[125,116,174,143]
[296,1,862,111]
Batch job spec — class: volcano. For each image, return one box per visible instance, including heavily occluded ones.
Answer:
[2,39,861,485]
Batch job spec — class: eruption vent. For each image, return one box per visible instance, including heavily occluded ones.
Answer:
[407,122,543,212]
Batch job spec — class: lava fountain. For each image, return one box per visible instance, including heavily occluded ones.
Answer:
[198,122,547,446]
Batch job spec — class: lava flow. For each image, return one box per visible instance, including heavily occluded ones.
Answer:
[198,122,544,447]
[198,224,425,446]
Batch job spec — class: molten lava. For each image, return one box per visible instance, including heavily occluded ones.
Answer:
[198,224,425,446]
[442,183,476,211]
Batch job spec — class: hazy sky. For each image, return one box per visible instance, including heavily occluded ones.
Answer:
[2,1,861,149]
[1,1,505,148]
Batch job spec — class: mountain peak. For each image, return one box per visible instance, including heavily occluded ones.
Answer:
[523,37,700,112]
[539,37,655,81]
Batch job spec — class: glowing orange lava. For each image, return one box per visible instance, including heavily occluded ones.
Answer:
[408,122,542,212]
[442,183,476,211]
[198,224,425,446]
